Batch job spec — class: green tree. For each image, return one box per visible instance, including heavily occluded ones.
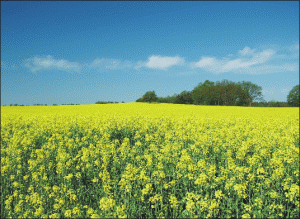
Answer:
[156,97,164,103]
[175,90,193,104]
[142,91,158,103]
[287,85,299,107]
[202,80,215,105]
[224,82,237,106]
[191,85,203,105]
[214,82,223,106]
[191,80,215,105]
[166,94,177,103]
[237,81,264,106]
[235,84,251,106]
[216,79,235,106]
[211,80,251,106]
[183,91,193,104]
[268,100,278,107]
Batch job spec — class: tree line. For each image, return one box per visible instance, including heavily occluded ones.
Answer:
[136,79,299,107]
[3,80,299,107]
[3,103,81,106]
[95,101,125,104]
[3,102,126,106]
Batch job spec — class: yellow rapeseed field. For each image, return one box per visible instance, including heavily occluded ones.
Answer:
[1,103,299,218]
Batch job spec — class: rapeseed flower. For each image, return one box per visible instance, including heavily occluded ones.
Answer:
[99,197,115,211]
[169,194,178,209]
[1,103,298,218]
[64,209,72,217]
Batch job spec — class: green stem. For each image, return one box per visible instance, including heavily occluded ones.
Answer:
[161,185,163,214]
[236,196,238,218]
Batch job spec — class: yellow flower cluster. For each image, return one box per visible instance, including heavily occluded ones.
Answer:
[1,103,299,218]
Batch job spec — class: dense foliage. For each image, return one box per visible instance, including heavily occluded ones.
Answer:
[1,103,299,218]
[136,80,298,107]
[287,85,300,107]
[136,91,158,103]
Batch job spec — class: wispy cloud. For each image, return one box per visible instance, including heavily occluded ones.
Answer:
[20,44,299,75]
[237,63,299,75]
[287,43,299,59]
[190,46,298,74]
[24,55,81,73]
[288,43,299,53]
[194,57,216,68]
[89,58,133,70]
[238,46,256,56]
[136,55,185,70]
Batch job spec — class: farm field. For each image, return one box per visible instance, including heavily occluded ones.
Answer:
[1,103,299,218]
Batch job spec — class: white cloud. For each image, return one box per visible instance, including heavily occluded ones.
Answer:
[236,63,299,75]
[135,61,146,70]
[239,46,256,56]
[222,59,253,71]
[252,49,276,63]
[24,55,81,73]
[89,58,133,70]
[192,47,281,74]
[286,43,299,60]
[137,55,185,70]
[191,57,223,73]
[193,57,216,68]
[288,43,299,52]
[18,44,299,76]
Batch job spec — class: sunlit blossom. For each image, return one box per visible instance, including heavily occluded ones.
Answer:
[1,103,298,218]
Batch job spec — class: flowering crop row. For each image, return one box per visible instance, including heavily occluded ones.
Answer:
[1,103,299,218]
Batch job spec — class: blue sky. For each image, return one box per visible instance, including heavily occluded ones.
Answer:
[1,1,299,106]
